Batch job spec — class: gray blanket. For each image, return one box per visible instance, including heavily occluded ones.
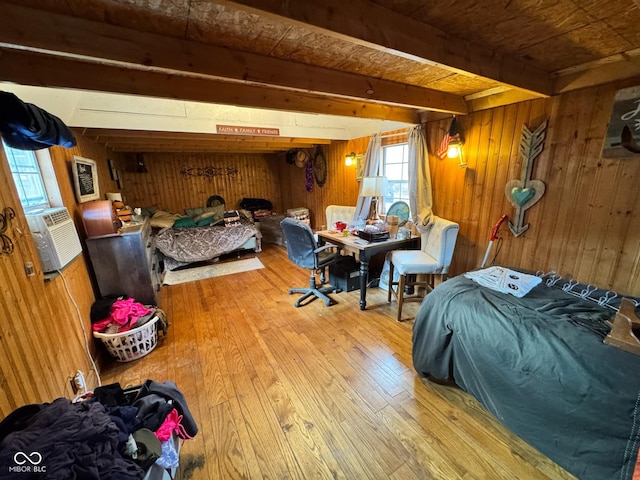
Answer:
[155,223,260,269]
[412,273,640,480]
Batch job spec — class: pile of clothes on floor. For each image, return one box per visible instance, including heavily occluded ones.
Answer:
[0,379,197,479]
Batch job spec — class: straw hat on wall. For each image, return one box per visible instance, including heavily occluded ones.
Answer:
[295,150,310,168]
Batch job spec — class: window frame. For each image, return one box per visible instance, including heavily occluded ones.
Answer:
[3,143,62,213]
[381,141,410,215]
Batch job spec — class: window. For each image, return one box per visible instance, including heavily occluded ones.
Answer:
[3,142,61,212]
[381,143,409,213]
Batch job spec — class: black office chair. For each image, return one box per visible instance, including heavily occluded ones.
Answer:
[280,218,340,307]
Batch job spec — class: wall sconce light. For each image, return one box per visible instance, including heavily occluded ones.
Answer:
[345,152,356,166]
[446,140,467,168]
[438,116,466,168]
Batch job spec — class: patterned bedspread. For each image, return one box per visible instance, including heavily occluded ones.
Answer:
[155,223,261,270]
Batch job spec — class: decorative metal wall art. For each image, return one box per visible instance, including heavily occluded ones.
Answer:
[0,207,16,255]
[180,165,239,178]
[504,119,548,237]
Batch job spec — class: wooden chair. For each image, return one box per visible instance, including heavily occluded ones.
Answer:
[388,216,459,321]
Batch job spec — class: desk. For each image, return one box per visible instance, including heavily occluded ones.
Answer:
[317,231,418,310]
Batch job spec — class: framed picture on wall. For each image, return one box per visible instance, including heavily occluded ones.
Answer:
[603,85,640,158]
[72,156,100,203]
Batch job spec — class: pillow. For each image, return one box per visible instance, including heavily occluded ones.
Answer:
[150,210,180,229]
[194,204,225,223]
[185,207,204,217]
[173,216,197,228]
[196,216,214,227]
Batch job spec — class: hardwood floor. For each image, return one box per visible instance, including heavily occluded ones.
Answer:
[101,244,576,480]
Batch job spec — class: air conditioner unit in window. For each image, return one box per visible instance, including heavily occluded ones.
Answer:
[25,207,83,273]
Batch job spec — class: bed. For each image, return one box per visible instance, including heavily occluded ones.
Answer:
[151,208,262,271]
[412,269,640,480]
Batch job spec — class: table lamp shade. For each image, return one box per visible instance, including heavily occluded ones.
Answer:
[361,176,388,223]
[361,176,388,197]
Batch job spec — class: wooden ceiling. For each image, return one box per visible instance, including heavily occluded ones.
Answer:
[2,0,640,153]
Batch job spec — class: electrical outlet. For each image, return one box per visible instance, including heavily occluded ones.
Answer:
[70,371,85,395]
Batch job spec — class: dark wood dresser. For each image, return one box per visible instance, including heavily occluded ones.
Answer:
[86,218,160,305]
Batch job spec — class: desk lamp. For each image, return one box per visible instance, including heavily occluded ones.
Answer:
[360,176,388,225]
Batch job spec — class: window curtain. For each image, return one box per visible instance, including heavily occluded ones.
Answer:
[354,133,382,221]
[408,124,433,232]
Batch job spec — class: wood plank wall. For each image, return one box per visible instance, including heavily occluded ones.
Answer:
[282,84,639,296]
[277,136,371,227]
[426,81,640,296]
[116,152,284,214]
[0,133,124,417]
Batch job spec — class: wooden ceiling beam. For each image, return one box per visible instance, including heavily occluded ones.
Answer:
[552,48,640,94]
[78,129,332,144]
[113,147,290,153]
[98,141,319,150]
[0,48,420,124]
[0,2,466,114]
[95,140,321,149]
[465,89,543,113]
[220,0,553,97]
[112,146,281,153]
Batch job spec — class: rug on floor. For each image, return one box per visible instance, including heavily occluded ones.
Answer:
[162,257,264,285]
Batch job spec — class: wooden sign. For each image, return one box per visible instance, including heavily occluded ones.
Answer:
[216,125,280,136]
[603,85,640,158]
[505,120,548,237]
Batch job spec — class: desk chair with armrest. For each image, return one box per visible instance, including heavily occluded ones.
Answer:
[388,216,459,321]
[280,218,341,307]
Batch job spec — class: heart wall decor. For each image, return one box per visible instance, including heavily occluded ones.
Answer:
[505,179,545,210]
[504,120,548,237]
[512,187,535,206]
